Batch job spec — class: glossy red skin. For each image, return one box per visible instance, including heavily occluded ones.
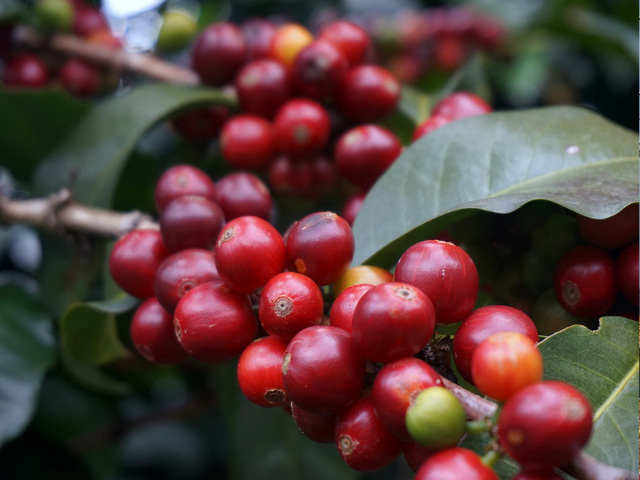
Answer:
[431,92,492,121]
[371,357,443,440]
[59,58,101,97]
[215,172,273,221]
[172,106,229,142]
[259,272,324,341]
[329,284,374,333]
[415,447,499,480]
[154,249,220,313]
[285,211,354,286]
[160,196,226,252]
[130,297,188,364]
[241,18,277,60]
[291,402,337,443]
[273,99,331,158]
[336,65,400,122]
[154,164,217,214]
[220,115,275,170]
[403,440,437,472]
[2,53,49,89]
[576,204,639,249]
[412,114,452,141]
[237,336,289,408]
[235,59,291,118]
[334,124,402,190]
[335,396,403,471]
[214,216,286,294]
[394,240,479,325]
[512,469,563,480]
[282,325,366,415]
[453,305,538,383]
[191,22,247,86]
[268,155,314,197]
[291,40,349,100]
[340,192,366,227]
[554,245,617,319]
[73,6,108,37]
[498,381,593,468]
[317,20,371,67]
[352,282,436,363]
[616,242,639,306]
[109,229,169,299]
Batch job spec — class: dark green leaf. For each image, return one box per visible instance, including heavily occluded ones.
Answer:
[352,106,638,267]
[33,83,234,208]
[538,317,639,474]
[0,284,55,447]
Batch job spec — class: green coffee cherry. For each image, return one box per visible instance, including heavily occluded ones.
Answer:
[34,0,74,32]
[157,11,198,52]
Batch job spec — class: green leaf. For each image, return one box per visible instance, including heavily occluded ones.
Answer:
[538,317,639,473]
[33,83,234,208]
[352,106,638,267]
[60,296,137,365]
[0,284,56,447]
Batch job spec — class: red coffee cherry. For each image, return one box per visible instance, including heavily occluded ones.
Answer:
[285,211,354,286]
[290,39,348,100]
[154,164,217,214]
[86,27,123,50]
[109,229,169,299]
[267,23,313,69]
[371,357,443,440]
[2,53,49,89]
[291,402,337,443]
[241,17,277,60]
[282,325,366,415]
[160,196,226,252]
[403,440,437,472]
[214,216,286,294]
[335,396,403,471]
[237,336,289,408]
[329,283,375,333]
[73,5,108,37]
[172,106,229,142]
[336,65,400,122]
[258,272,324,341]
[453,305,539,384]
[268,155,315,197]
[512,469,564,480]
[341,192,366,227]
[59,58,101,98]
[412,114,452,141]
[317,20,371,67]
[220,115,275,170]
[431,92,492,121]
[154,249,220,313]
[191,22,247,86]
[215,172,273,221]
[433,35,465,72]
[616,242,639,306]
[471,331,543,401]
[352,282,436,363]
[334,124,402,190]
[554,245,617,319]
[498,380,593,468]
[273,99,331,159]
[415,447,499,480]
[130,297,188,364]
[234,59,291,118]
[394,240,479,324]
[576,203,639,250]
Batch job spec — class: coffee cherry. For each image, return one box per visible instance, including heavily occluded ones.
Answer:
[34,0,74,32]
[291,402,336,443]
[371,357,443,440]
[267,23,313,69]
[220,115,275,170]
[512,469,564,480]
[335,396,403,471]
[471,331,543,401]
[237,336,289,408]
[336,65,400,122]
[59,58,100,98]
[85,27,123,49]
[498,381,593,468]
[215,172,273,221]
[235,59,291,118]
[554,245,617,319]
[317,20,371,67]
[160,196,226,252]
[332,265,393,296]
[73,5,108,37]
[341,192,366,226]
[214,216,286,294]
[352,282,436,363]
[259,272,324,341]
[290,40,348,100]
[576,203,639,250]
[268,155,315,197]
[394,239,479,324]
[154,164,217,213]
[273,99,331,159]
[329,284,374,333]
[191,22,247,86]
[403,440,437,472]
[412,115,452,141]
[154,249,220,313]
[415,447,499,480]
[616,242,639,306]
[130,297,188,364]
[431,92,492,121]
[282,325,365,414]
[109,229,169,299]
[156,10,197,52]
[172,106,229,142]
[241,18,277,60]
[453,305,539,383]
[2,53,49,89]
[285,211,354,286]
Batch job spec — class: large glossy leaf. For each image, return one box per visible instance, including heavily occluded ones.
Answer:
[33,83,234,208]
[538,317,639,473]
[352,106,638,267]
[0,284,55,447]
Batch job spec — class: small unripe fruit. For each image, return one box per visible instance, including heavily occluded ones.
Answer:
[35,0,74,32]
[157,11,197,52]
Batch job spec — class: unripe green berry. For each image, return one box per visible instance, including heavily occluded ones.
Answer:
[157,11,198,52]
[34,0,74,32]
[405,386,466,449]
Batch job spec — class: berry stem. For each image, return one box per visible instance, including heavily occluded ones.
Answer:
[465,419,491,435]
[480,448,501,468]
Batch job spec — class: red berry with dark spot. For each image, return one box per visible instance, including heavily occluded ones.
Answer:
[431,92,492,121]
[59,58,101,97]
[412,114,452,141]
[616,242,639,306]
[154,164,217,214]
[235,59,291,118]
[2,53,49,89]
[220,115,275,170]
[160,196,226,252]
[172,106,229,142]
[237,336,289,408]
[273,99,331,159]
[317,20,371,67]
[291,402,337,443]
[215,172,273,221]
[329,283,374,333]
[290,39,348,100]
[336,65,400,122]
[415,447,498,480]
[191,22,247,86]
[576,203,639,250]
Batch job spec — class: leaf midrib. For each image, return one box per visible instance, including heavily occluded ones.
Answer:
[593,359,639,423]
